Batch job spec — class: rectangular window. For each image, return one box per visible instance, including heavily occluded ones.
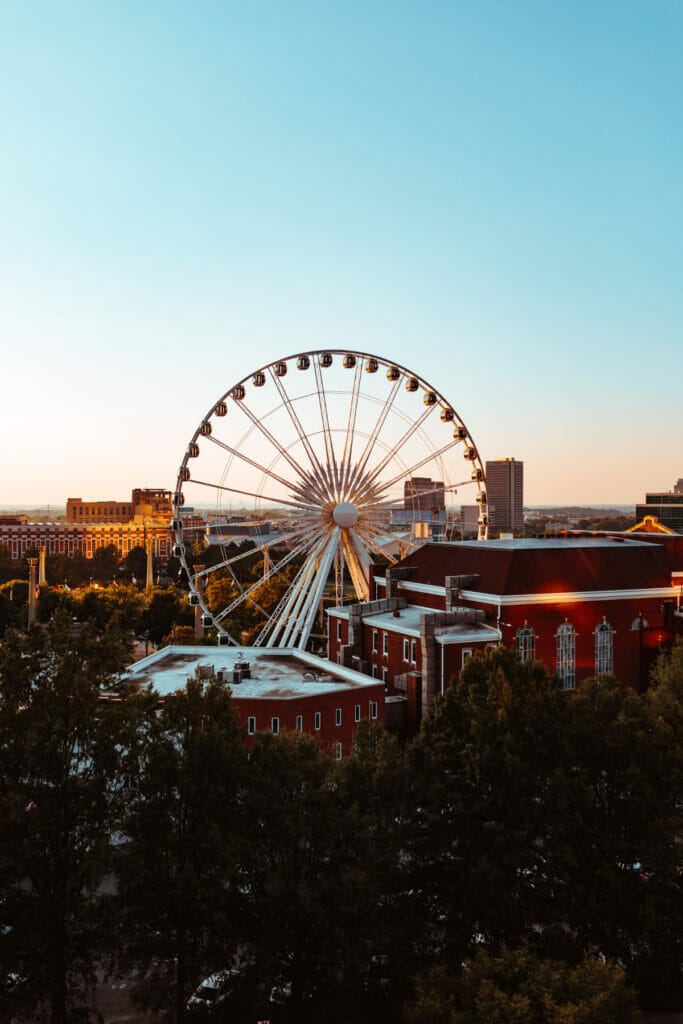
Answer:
[371,664,378,679]
[382,633,389,657]
[335,742,343,761]
[382,667,388,684]
[462,648,472,668]
[372,629,378,654]
[369,700,378,720]
[354,703,361,723]
[271,717,279,735]
[314,711,321,731]
[336,620,342,642]
[295,714,303,732]
[410,640,417,665]
[402,638,409,662]
[247,716,256,735]
[335,707,342,726]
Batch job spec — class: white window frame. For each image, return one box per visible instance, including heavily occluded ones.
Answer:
[516,625,536,663]
[336,619,342,642]
[371,664,378,679]
[369,700,378,720]
[410,639,417,665]
[295,714,303,732]
[382,666,388,684]
[461,648,472,668]
[354,703,361,723]
[314,711,321,731]
[335,707,342,726]
[556,621,576,691]
[382,632,389,657]
[271,717,280,735]
[335,742,343,761]
[402,638,409,662]
[247,716,256,735]
[594,619,613,675]
[372,629,378,654]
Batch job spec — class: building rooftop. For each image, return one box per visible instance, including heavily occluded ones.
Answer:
[388,537,673,595]
[124,645,380,700]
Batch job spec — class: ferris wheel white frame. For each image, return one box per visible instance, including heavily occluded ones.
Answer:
[172,350,488,649]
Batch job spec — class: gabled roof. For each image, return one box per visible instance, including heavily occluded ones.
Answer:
[395,537,672,596]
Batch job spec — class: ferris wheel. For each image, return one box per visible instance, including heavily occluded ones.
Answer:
[172,350,488,649]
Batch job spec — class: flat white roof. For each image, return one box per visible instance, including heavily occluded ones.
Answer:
[124,645,381,700]
[327,602,497,643]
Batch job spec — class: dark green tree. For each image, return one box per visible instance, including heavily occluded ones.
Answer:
[0,610,131,1024]
[140,587,190,646]
[89,545,119,585]
[405,946,642,1024]
[406,647,570,965]
[235,730,398,1024]
[113,672,246,1023]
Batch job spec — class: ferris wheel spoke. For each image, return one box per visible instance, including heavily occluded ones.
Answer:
[313,355,341,500]
[188,477,322,515]
[339,360,363,498]
[353,524,399,566]
[259,530,334,646]
[275,535,337,649]
[192,518,321,583]
[269,366,332,496]
[205,434,313,502]
[341,529,371,600]
[293,530,340,649]
[346,376,402,495]
[212,524,327,626]
[230,392,329,504]
[356,437,458,505]
[348,404,437,501]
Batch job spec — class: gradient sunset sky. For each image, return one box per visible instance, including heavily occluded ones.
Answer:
[2,1,681,507]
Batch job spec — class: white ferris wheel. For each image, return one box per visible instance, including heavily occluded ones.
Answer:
[172,350,488,649]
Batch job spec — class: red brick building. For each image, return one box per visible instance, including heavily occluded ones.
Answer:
[327,537,683,724]
[123,646,385,759]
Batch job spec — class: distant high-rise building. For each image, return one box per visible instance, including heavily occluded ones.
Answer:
[403,476,445,513]
[636,477,683,533]
[485,458,524,535]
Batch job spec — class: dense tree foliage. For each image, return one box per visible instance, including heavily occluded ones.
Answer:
[1,619,681,1023]
[113,673,246,1023]
[0,612,131,1024]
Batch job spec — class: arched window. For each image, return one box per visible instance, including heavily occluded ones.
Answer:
[516,624,536,663]
[594,618,613,675]
[556,621,576,691]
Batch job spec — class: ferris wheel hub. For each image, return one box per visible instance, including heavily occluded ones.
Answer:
[332,501,359,528]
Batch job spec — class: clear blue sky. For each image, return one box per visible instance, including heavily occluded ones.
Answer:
[2,0,681,506]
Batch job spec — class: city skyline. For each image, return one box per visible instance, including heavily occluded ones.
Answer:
[2,2,682,507]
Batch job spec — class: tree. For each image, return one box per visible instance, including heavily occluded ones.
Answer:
[406,647,570,965]
[140,587,190,646]
[405,947,642,1024]
[0,611,131,1024]
[113,672,246,1023]
[89,545,119,585]
[235,730,397,1024]
[123,545,148,584]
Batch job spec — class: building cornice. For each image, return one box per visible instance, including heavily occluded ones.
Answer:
[376,576,679,607]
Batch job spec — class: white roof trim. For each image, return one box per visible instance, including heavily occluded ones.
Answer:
[379,576,679,605]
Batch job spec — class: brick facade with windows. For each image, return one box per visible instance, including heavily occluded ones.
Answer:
[327,537,683,727]
[124,646,384,759]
